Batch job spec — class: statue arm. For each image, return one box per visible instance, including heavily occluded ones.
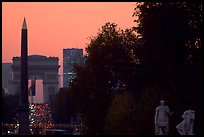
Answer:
[155,108,159,124]
[167,106,173,116]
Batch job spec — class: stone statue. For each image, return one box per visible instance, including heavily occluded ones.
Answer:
[155,100,173,135]
[176,110,195,135]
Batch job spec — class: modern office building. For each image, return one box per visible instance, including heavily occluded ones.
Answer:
[63,48,84,87]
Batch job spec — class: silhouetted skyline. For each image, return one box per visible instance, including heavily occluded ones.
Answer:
[2,2,136,103]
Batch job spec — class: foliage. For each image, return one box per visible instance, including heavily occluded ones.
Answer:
[104,91,137,135]
[2,93,19,123]
[69,22,139,134]
[65,2,202,134]
[52,87,75,124]
[133,2,202,65]
[133,2,202,135]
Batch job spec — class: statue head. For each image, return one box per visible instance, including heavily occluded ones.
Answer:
[160,100,165,106]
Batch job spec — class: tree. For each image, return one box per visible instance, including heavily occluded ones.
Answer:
[104,91,137,135]
[133,2,202,135]
[52,87,75,124]
[2,93,19,124]
[69,22,139,134]
[133,2,202,65]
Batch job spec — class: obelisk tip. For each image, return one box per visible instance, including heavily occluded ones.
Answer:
[22,17,27,29]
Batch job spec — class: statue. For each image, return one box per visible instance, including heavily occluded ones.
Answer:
[176,110,195,135]
[155,100,173,135]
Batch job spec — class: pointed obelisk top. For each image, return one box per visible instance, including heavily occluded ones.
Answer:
[22,17,27,29]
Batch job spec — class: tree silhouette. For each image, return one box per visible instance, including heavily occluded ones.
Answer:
[69,22,139,134]
[104,91,137,135]
[53,87,75,124]
[133,2,202,135]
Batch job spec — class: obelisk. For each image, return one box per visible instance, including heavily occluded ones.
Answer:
[18,17,31,135]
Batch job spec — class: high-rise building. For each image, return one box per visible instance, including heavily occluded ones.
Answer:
[63,48,84,87]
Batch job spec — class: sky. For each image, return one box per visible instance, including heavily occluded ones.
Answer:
[2,2,137,103]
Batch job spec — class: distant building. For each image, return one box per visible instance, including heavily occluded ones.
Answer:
[2,63,13,94]
[63,48,84,87]
[10,55,60,104]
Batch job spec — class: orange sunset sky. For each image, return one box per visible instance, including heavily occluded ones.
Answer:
[2,2,137,103]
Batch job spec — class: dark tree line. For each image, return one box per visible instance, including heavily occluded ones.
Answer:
[52,87,75,124]
[53,2,202,135]
[68,22,139,134]
[2,92,20,124]
[132,2,202,135]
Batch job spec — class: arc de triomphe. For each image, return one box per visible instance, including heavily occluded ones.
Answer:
[10,55,60,104]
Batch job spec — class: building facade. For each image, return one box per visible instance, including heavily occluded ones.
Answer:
[63,48,84,87]
[10,55,60,105]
